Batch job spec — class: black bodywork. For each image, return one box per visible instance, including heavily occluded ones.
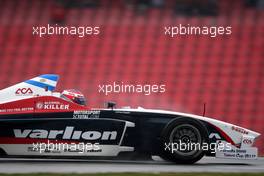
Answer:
[0,109,223,159]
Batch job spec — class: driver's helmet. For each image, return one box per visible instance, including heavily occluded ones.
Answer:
[61,89,86,106]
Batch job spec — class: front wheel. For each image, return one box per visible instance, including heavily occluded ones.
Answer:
[159,117,209,164]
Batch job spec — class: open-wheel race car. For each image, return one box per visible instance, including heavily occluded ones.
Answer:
[0,74,260,164]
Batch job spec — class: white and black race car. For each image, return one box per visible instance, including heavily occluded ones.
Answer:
[0,74,260,164]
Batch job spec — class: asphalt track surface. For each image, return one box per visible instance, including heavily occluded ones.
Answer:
[0,157,264,173]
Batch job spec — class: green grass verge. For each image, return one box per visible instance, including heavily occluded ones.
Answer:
[0,173,263,176]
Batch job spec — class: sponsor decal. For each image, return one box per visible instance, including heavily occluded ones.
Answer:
[220,148,257,159]
[115,111,131,114]
[36,101,69,110]
[0,107,34,113]
[73,110,100,119]
[243,139,253,145]
[209,133,221,139]
[231,126,249,135]
[14,126,117,141]
[36,102,44,109]
[215,140,258,160]
[15,88,33,95]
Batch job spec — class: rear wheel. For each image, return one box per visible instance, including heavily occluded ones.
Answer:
[159,117,208,164]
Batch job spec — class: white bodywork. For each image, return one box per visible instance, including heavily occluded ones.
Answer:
[0,74,59,104]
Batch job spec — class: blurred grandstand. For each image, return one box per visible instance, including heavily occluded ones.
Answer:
[0,0,263,154]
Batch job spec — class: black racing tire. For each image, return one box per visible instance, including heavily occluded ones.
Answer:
[159,117,209,164]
